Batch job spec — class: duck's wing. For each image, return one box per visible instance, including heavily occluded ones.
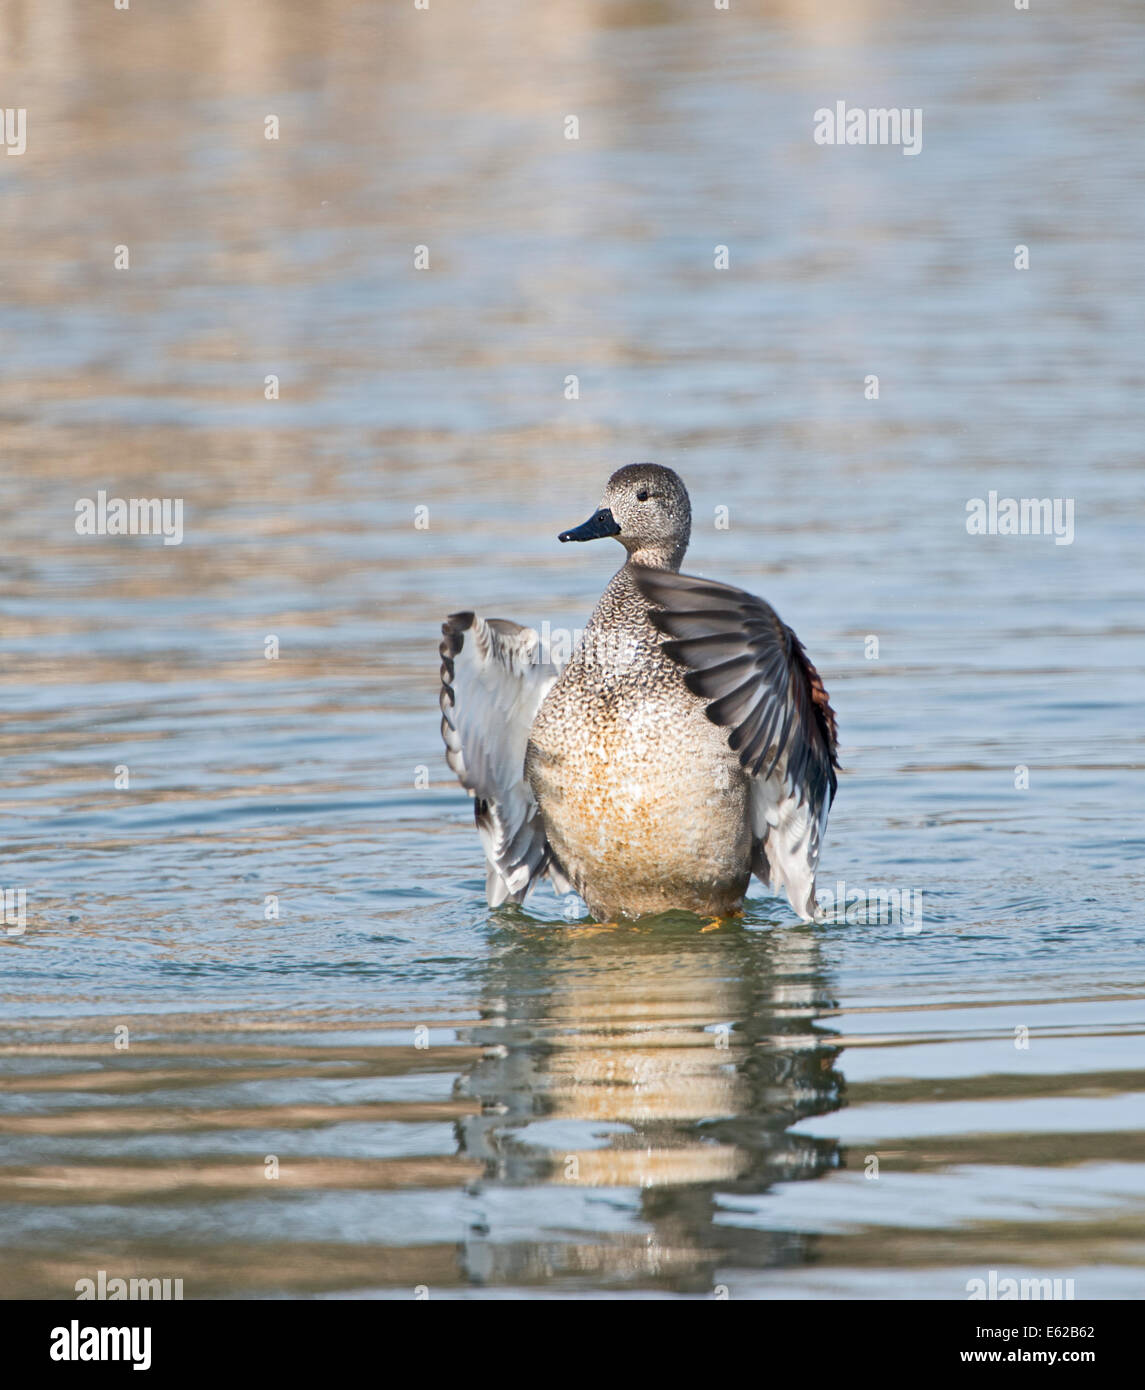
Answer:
[439,612,569,907]
[632,568,838,921]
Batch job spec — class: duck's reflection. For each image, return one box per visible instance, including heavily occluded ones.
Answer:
[455,914,844,1292]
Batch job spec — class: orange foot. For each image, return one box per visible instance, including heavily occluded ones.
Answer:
[564,922,620,937]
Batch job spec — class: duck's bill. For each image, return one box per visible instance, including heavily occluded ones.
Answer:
[558,507,621,543]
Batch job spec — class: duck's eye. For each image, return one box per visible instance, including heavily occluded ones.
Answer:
[636,489,650,502]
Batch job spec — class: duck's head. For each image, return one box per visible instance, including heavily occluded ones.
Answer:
[559,463,692,571]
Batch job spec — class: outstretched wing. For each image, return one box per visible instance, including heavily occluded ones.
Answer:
[439,612,568,907]
[632,568,838,921]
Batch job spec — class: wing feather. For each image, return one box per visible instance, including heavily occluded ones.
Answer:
[633,567,839,921]
[439,613,566,906]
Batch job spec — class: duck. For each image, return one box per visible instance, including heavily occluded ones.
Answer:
[438,463,838,922]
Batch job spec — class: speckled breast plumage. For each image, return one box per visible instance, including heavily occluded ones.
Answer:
[525,568,752,918]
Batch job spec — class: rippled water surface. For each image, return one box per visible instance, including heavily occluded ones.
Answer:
[1,0,1143,1299]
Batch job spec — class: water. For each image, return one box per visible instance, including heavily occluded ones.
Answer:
[1,0,1143,1299]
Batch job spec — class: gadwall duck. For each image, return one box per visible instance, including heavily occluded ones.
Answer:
[438,464,838,921]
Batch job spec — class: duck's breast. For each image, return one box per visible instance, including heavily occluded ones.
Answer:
[526,631,751,912]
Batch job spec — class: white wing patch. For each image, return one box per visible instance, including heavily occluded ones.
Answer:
[749,770,832,923]
[439,613,566,906]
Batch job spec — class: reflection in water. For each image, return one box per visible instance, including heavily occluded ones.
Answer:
[457,917,843,1292]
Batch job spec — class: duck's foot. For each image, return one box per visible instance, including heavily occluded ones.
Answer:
[564,922,620,937]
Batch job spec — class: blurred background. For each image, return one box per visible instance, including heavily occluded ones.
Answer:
[0,0,1143,1298]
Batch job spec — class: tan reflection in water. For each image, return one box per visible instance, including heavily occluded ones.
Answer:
[456,917,844,1287]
